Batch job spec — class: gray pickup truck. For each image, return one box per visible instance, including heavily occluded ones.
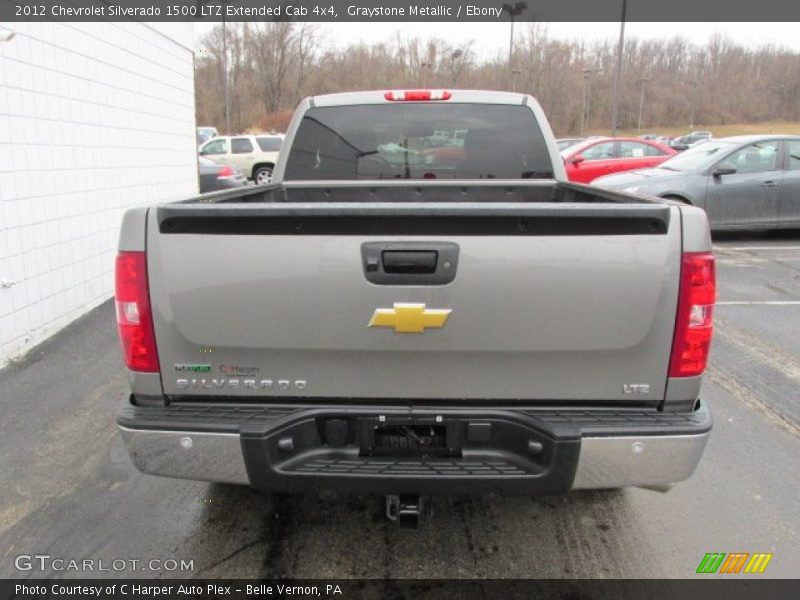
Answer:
[115,90,715,526]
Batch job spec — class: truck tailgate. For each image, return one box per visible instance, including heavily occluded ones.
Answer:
[147,202,680,402]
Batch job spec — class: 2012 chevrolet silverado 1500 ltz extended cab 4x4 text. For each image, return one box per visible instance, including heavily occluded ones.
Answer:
[115,90,715,527]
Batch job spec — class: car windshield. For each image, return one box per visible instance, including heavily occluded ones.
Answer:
[284,103,554,180]
[658,140,736,172]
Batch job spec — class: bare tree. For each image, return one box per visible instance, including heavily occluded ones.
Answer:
[195,28,800,135]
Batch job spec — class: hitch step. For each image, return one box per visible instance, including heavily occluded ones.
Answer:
[385,494,433,529]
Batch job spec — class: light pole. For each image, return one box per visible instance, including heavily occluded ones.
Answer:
[502,2,527,90]
[420,62,433,87]
[449,49,464,86]
[637,77,649,133]
[610,0,627,138]
[218,0,232,135]
[222,22,230,135]
[581,67,601,135]
[768,83,787,122]
[511,69,522,92]
[688,80,700,131]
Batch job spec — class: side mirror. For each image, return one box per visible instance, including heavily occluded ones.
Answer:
[713,163,737,176]
[571,154,585,165]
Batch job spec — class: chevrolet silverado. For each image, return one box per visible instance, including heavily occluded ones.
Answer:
[115,90,715,527]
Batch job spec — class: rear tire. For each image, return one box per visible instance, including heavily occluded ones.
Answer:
[254,166,273,185]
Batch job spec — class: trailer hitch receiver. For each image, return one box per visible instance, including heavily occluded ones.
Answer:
[385,494,433,529]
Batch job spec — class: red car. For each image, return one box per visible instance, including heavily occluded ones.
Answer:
[562,137,677,184]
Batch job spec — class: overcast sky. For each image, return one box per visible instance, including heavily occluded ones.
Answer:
[194,22,800,56]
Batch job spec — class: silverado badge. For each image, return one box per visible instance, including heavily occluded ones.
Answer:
[368,303,452,334]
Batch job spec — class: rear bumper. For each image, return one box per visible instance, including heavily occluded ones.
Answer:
[117,400,711,495]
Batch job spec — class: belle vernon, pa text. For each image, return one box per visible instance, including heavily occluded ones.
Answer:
[15,584,343,597]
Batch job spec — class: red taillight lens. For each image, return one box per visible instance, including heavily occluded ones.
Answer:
[384,90,452,101]
[115,251,160,372]
[669,252,715,377]
[217,165,235,178]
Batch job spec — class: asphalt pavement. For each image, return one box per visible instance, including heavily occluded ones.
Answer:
[1,230,798,579]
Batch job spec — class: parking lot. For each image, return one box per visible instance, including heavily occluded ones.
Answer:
[0,231,798,579]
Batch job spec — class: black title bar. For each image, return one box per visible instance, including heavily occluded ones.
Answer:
[3,0,800,22]
[2,579,800,600]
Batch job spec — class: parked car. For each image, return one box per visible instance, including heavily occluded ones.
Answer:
[556,137,586,151]
[595,135,800,230]
[196,126,218,146]
[199,134,284,184]
[668,138,690,152]
[561,137,677,183]
[670,131,713,152]
[638,133,659,140]
[198,157,247,193]
[116,90,714,528]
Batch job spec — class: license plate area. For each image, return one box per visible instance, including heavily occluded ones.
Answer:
[359,418,460,458]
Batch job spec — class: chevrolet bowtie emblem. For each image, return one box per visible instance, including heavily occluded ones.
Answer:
[368,303,452,334]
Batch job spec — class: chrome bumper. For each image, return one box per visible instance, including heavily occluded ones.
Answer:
[119,427,249,485]
[571,432,710,490]
[118,412,710,491]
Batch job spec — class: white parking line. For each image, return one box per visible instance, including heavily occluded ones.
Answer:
[717,301,800,305]
[714,246,800,251]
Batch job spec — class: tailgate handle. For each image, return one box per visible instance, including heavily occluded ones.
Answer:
[382,251,438,274]
[362,242,458,286]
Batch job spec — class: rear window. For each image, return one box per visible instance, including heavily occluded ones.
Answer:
[619,141,667,158]
[257,137,282,152]
[284,104,554,180]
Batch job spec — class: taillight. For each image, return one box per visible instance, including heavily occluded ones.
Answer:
[384,90,452,101]
[217,165,235,178]
[669,252,715,377]
[115,251,160,372]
